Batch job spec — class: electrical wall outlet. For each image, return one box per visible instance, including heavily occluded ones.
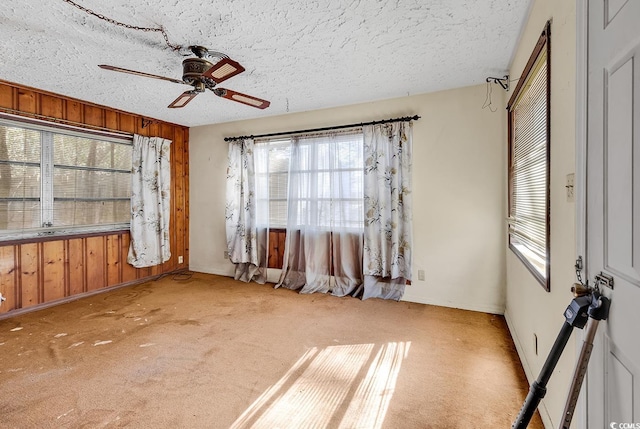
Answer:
[417,270,425,281]
[223,251,229,259]
[178,255,184,264]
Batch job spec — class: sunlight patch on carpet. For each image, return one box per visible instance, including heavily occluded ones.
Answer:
[229,342,410,429]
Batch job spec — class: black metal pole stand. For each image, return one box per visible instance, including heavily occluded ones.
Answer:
[511,290,610,429]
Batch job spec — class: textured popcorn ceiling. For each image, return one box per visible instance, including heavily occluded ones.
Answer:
[0,0,531,127]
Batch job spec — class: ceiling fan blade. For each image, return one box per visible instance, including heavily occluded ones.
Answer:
[202,58,245,84]
[168,90,199,108]
[213,88,270,109]
[99,65,186,85]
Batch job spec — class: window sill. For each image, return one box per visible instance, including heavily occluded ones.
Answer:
[509,242,549,291]
[0,225,130,246]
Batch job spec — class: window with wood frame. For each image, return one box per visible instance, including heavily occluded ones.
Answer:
[0,116,132,241]
[507,21,551,291]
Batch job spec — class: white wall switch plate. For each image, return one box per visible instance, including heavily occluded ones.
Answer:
[566,173,575,202]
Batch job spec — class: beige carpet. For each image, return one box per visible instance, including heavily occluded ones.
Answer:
[0,272,543,428]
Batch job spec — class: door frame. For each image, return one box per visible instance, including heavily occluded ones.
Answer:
[575,0,588,427]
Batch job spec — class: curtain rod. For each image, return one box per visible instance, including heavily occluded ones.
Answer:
[223,115,421,142]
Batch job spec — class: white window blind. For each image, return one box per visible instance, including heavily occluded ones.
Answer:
[508,37,549,286]
[0,126,41,231]
[52,134,131,228]
[255,138,291,228]
[0,117,132,241]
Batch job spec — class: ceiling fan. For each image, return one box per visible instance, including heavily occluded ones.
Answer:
[99,46,270,109]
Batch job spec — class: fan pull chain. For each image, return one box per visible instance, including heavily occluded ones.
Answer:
[61,0,183,52]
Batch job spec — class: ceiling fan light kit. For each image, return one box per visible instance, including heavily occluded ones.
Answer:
[100,45,270,110]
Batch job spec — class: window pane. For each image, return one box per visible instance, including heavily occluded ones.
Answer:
[54,135,131,170]
[52,133,132,227]
[0,201,41,230]
[334,170,363,199]
[0,125,41,231]
[511,56,547,263]
[334,139,363,169]
[332,200,363,229]
[0,126,40,163]
[53,200,130,227]
[53,169,130,199]
[0,165,40,199]
[256,140,291,227]
[269,200,288,228]
[269,172,288,199]
[269,144,290,172]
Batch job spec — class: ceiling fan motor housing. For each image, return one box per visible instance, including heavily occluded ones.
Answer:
[182,58,214,86]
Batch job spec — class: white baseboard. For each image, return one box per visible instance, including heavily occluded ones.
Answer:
[188,265,234,277]
[401,293,505,315]
[188,266,283,282]
[504,310,553,429]
[189,267,505,315]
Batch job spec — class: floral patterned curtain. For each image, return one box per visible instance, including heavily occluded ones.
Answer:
[362,122,413,300]
[225,139,267,283]
[127,134,171,268]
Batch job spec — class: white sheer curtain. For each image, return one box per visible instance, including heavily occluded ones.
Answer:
[225,121,413,301]
[362,122,413,300]
[276,131,364,296]
[225,138,268,283]
[127,134,171,268]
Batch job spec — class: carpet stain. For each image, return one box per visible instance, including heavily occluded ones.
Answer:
[0,273,543,429]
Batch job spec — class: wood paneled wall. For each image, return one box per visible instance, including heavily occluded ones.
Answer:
[0,80,189,317]
[268,229,286,269]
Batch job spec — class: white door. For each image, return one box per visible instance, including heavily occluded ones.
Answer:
[586,0,640,427]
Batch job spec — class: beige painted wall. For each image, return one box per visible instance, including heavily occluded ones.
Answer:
[190,84,507,314]
[504,1,577,428]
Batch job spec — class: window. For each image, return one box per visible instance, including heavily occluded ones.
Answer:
[0,116,132,241]
[254,131,364,231]
[255,138,291,228]
[507,21,551,290]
